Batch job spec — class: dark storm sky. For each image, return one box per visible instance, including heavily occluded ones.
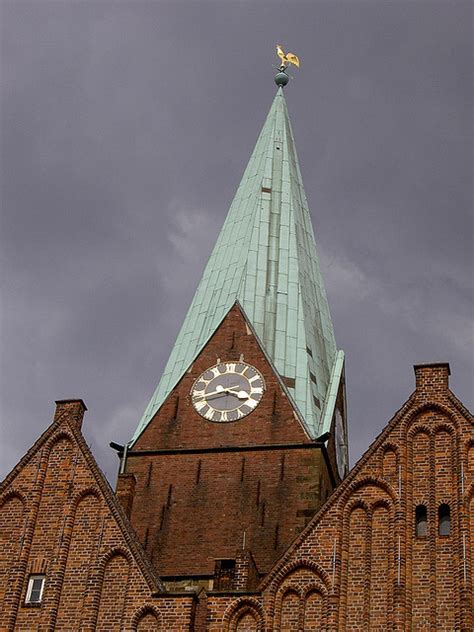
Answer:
[1,1,472,482]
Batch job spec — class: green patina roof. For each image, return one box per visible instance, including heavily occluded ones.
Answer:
[131,87,344,444]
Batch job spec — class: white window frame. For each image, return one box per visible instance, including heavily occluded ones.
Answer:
[25,575,45,604]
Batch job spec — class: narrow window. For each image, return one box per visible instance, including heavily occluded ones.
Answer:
[415,504,427,537]
[214,559,236,590]
[438,504,451,536]
[25,575,45,604]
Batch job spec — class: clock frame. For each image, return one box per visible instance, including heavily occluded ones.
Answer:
[191,361,265,422]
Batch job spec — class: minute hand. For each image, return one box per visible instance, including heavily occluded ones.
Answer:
[194,387,249,401]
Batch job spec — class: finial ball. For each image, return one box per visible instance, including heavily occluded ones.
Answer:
[274,71,289,87]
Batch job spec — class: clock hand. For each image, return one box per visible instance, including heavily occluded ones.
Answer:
[222,388,250,400]
[234,390,250,399]
[193,385,226,400]
[193,388,250,402]
[225,386,250,397]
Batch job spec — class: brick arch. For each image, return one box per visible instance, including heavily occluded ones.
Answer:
[0,489,26,510]
[343,497,370,515]
[339,475,398,509]
[381,441,400,455]
[70,486,100,508]
[267,560,330,630]
[267,558,331,596]
[94,549,131,631]
[54,490,102,629]
[44,431,74,452]
[433,422,456,435]
[275,588,300,631]
[403,402,460,434]
[338,499,371,629]
[380,443,399,488]
[223,597,264,631]
[98,546,133,569]
[302,582,327,599]
[407,423,432,440]
[0,491,27,610]
[131,604,163,630]
[371,497,393,512]
[302,585,327,630]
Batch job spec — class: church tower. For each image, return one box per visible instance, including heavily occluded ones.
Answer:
[118,73,348,591]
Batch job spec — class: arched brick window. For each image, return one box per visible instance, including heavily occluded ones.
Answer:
[415,505,427,537]
[438,504,451,536]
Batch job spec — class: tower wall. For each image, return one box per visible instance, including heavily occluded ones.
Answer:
[126,305,335,586]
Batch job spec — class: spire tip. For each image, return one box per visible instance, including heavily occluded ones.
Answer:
[274,45,300,87]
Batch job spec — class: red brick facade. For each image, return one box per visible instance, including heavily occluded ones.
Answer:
[1,363,473,630]
[0,400,196,631]
[126,304,335,583]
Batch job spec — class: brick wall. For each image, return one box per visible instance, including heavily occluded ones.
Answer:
[204,363,473,631]
[127,305,334,581]
[0,401,195,631]
[1,363,471,631]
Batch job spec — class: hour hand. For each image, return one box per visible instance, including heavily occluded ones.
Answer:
[225,388,250,400]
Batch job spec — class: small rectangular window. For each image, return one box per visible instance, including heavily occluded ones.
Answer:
[26,575,45,604]
[214,559,236,590]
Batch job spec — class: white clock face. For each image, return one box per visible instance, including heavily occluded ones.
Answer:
[191,362,265,422]
[335,408,347,478]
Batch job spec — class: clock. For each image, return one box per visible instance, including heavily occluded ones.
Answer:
[191,362,265,422]
[335,408,347,478]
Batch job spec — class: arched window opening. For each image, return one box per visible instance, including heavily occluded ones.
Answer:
[415,505,427,537]
[438,504,451,536]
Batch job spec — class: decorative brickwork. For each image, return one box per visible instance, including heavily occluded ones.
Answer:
[0,400,195,631]
[1,363,472,630]
[205,363,473,631]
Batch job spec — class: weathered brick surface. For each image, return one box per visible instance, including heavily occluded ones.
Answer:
[127,304,335,579]
[0,401,195,631]
[204,363,473,631]
[1,362,472,631]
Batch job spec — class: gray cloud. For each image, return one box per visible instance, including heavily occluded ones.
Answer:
[1,1,472,482]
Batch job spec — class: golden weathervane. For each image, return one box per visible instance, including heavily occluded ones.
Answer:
[276,45,300,69]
